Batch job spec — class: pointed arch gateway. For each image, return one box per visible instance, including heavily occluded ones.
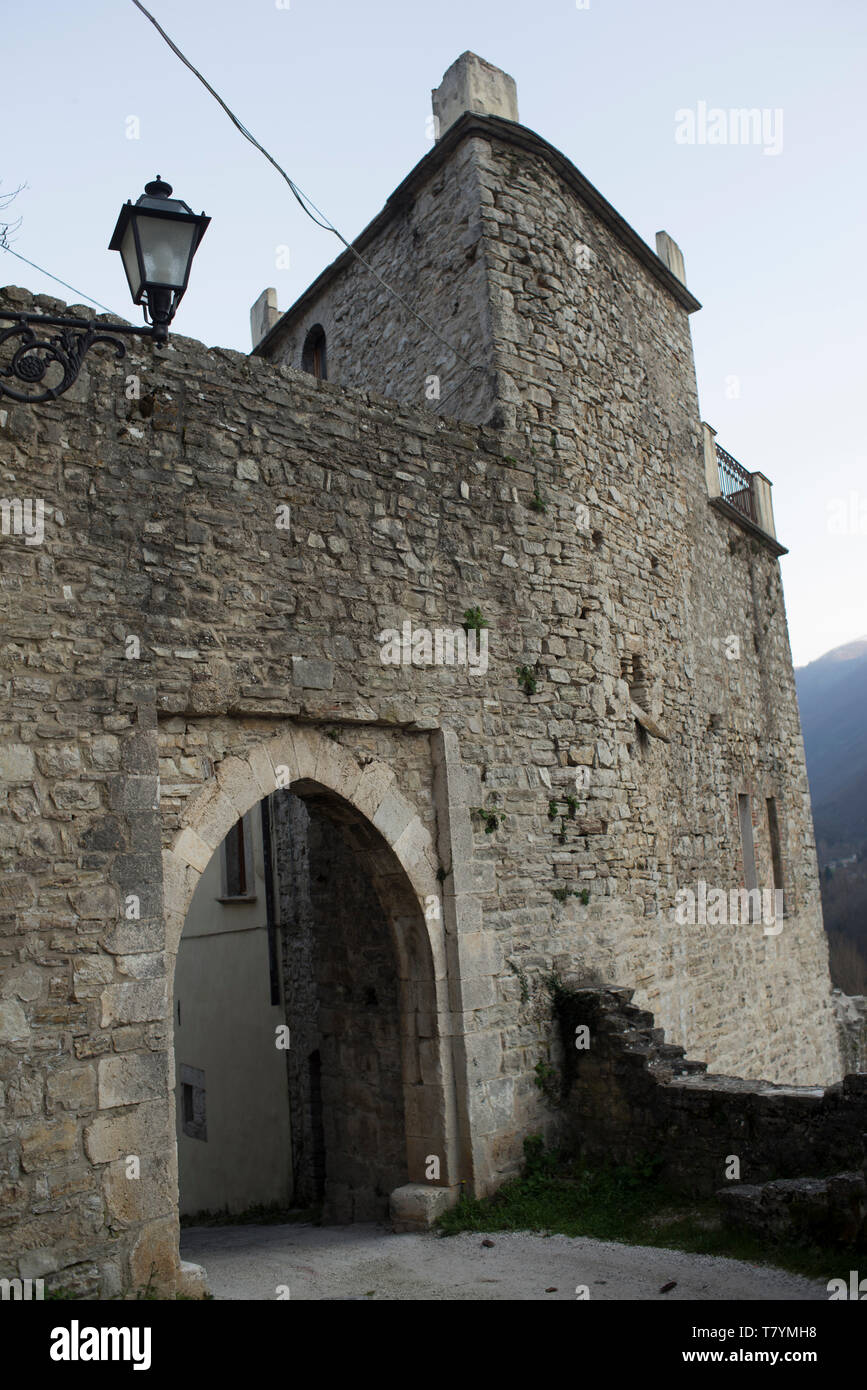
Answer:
[162,726,462,1245]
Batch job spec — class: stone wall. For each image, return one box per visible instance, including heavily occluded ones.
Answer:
[257,113,838,1086]
[259,130,497,424]
[0,263,840,1295]
[834,990,867,1074]
[559,987,867,1197]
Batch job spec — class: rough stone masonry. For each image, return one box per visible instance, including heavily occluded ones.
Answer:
[0,52,849,1296]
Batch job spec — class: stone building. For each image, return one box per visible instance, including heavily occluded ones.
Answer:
[0,52,847,1296]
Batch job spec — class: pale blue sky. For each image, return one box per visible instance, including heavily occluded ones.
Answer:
[2,0,864,666]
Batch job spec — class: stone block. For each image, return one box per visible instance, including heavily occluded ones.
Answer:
[216,755,262,819]
[129,1216,180,1296]
[247,743,279,798]
[71,884,118,919]
[20,1117,78,1172]
[46,1066,97,1114]
[172,826,212,873]
[103,1154,174,1223]
[353,760,398,821]
[313,740,362,802]
[1,964,44,1002]
[291,657,334,690]
[265,732,302,784]
[432,53,518,137]
[372,790,416,847]
[18,1247,59,1279]
[0,1000,30,1042]
[84,1100,167,1164]
[73,955,115,1000]
[98,1053,166,1108]
[100,979,166,1028]
[178,1260,210,1299]
[389,1182,458,1231]
[0,744,35,782]
[192,788,237,852]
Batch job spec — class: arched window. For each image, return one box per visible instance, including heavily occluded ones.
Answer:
[301,324,327,380]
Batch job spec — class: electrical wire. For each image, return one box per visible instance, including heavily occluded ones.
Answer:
[0,243,123,318]
[129,0,484,382]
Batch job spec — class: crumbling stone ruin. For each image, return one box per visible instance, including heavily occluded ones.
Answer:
[0,53,859,1296]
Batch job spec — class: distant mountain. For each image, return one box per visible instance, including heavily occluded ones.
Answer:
[795,637,867,865]
[795,637,867,993]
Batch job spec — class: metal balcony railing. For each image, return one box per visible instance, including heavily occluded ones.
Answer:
[715,443,756,522]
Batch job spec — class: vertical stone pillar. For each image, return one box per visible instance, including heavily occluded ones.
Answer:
[431,727,502,1197]
[751,471,778,539]
[93,681,178,1294]
[655,230,688,285]
[702,421,721,499]
[431,52,519,138]
[250,288,280,350]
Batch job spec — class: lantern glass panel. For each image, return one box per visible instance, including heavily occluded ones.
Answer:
[120,221,143,300]
[135,215,198,290]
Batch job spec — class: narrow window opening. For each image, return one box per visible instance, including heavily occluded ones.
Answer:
[220,816,255,901]
[738,793,759,922]
[224,820,247,896]
[766,796,786,916]
[621,651,650,709]
[301,324,327,380]
[179,1064,207,1141]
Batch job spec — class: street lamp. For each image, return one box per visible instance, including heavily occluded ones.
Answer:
[109,177,210,344]
[0,177,209,403]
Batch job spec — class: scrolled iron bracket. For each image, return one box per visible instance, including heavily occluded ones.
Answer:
[0,311,158,404]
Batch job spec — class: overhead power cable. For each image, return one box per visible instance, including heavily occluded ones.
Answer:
[0,243,123,318]
[129,0,485,386]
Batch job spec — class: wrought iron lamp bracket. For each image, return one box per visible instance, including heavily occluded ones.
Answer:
[0,311,159,404]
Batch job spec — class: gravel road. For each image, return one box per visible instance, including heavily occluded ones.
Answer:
[180,1222,828,1301]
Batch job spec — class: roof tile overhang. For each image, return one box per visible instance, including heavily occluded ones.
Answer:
[253,112,701,360]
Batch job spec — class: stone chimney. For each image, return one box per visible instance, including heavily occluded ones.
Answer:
[250,287,280,350]
[431,53,519,140]
[655,231,687,286]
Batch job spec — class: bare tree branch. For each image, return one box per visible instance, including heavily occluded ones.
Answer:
[0,181,26,250]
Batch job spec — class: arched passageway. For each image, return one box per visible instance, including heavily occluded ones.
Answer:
[164,730,460,1244]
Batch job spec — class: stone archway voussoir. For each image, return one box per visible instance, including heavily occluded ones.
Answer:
[247,743,280,799]
[215,755,265,821]
[263,732,302,785]
[352,760,399,822]
[172,826,212,875]
[190,787,238,853]
[313,740,364,804]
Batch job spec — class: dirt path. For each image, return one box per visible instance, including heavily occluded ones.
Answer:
[180,1222,828,1301]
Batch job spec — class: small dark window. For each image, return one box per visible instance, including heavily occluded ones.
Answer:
[301,324,327,380]
[224,820,248,897]
[179,1065,207,1141]
[766,796,787,915]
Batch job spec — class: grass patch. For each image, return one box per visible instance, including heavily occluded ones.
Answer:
[437,1138,843,1282]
